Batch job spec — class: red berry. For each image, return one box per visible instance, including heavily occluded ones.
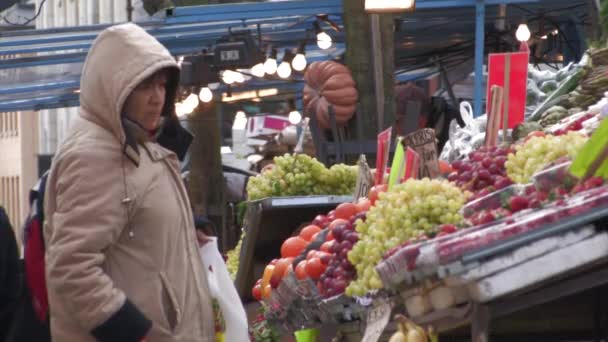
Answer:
[509,196,529,212]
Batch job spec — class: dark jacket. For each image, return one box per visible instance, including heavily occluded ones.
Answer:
[0,206,20,341]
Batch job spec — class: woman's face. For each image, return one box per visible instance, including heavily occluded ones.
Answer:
[123,70,167,131]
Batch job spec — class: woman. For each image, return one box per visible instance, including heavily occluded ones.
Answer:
[44,23,215,341]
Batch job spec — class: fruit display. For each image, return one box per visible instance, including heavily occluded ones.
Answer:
[505,132,588,183]
[438,184,608,264]
[243,67,608,339]
[448,145,514,200]
[346,179,467,296]
[246,153,357,201]
[226,232,244,280]
[251,199,370,302]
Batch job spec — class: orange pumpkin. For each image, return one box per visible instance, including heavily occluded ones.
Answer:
[303,61,358,129]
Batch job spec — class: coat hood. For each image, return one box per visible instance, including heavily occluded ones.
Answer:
[79,23,180,148]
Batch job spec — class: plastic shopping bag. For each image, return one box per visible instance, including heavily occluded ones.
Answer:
[200,238,249,342]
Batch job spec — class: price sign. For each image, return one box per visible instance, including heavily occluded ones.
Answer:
[354,155,373,200]
[402,128,440,179]
[362,299,393,342]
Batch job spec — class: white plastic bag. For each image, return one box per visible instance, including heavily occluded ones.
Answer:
[200,238,249,341]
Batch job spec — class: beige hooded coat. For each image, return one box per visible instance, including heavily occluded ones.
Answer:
[44,23,215,342]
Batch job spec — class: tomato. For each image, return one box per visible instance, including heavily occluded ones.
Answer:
[281,237,308,258]
[439,160,454,175]
[329,218,349,230]
[283,264,293,278]
[311,231,320,242]
[327,210,336,221]
[295,261,309,280]
[368,184,388,205]
[305,257,325,279]
[299,225,322,241]
[335,203,358,220]
[317,252,332,265]
[326,231,335,241]
[525,131,546,142]
[355,198,371,213]
[320,240,334,253]
[252,284,262,301]
[272,258,293,287]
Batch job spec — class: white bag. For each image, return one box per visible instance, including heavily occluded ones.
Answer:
[199,238,249,341]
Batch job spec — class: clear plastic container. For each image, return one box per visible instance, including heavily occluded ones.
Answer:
[437,207,562,264]
[462,184,526,218]
[531,161,578,193]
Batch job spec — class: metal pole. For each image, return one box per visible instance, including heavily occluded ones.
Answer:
[370,14,385,132]
[474,0,485,117]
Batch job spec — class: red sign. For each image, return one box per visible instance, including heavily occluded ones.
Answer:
[486,52,528,129]
[375,128,392,185]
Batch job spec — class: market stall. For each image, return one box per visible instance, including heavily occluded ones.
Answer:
[230,46,608,342]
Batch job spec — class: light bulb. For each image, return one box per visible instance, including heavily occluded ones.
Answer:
[288,110,302,124]
[222,70,236,84]
[277,61,292,78]
[185,93,199,109]
[184,103,196,114]
[264,58,277,75]
[199,87,213,103]
[516,23,531,42]
[251,62,265,77]
[292,53,307,71]
[317,31,332,50]
[553,29,559,35]
[175,102,187,117]
[233,71,245,83]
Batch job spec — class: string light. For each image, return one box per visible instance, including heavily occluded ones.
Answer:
[277,49,294,79]
[199,87,213,103]
[516,23,531,42]
[292,43,307,71]
[314,22,332,50]
[251,62,266,77]
[264,48,278,75]
[288,110,302,124]
[184,93,199,110]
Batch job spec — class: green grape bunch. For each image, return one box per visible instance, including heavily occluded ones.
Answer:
[246,154,358,201]
[506,132,588,184]
[346,179,467,297]
[226,230,245,280]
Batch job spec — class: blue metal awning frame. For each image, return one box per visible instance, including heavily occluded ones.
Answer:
[0,0,594,115]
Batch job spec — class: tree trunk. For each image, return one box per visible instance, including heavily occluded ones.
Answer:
[187,102,225,248]
[344,0,396,141]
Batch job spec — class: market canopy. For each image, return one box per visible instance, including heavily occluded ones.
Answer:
[0,0,595,112]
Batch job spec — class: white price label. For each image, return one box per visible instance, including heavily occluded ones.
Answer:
[362,300,393,342]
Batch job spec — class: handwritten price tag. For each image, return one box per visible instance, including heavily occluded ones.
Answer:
[362,299,393,342]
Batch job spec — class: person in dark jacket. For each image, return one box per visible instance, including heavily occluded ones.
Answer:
[0,206,20,341]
